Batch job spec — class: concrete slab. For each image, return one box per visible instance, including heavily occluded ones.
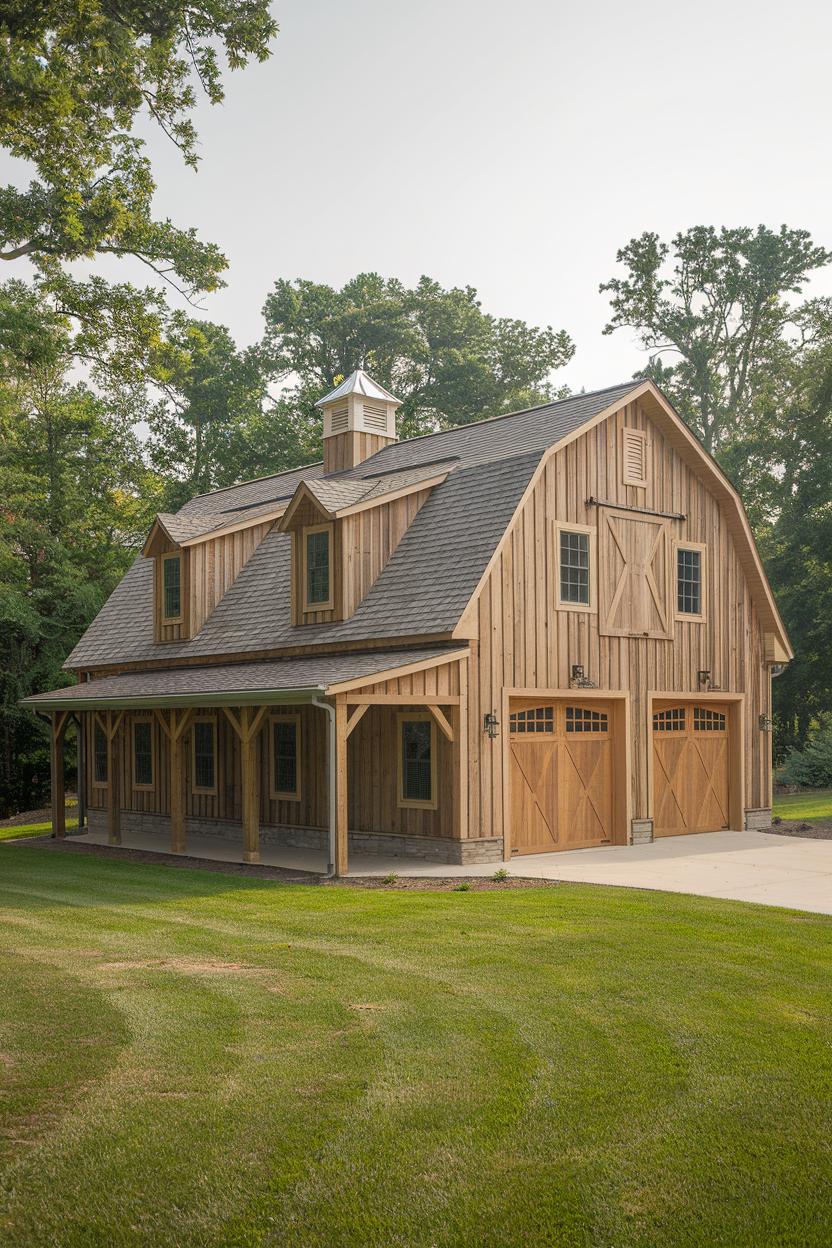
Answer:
[65,827,832,916]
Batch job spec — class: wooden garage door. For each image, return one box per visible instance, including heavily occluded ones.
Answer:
[509,701,614,855]
[652,703,730,836]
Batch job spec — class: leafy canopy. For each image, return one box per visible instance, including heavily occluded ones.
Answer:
[601,226,830,452]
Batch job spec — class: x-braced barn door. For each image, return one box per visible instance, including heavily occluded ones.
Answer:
[598,508,673,639]
[652,703,730,836]
[509,701,614,855]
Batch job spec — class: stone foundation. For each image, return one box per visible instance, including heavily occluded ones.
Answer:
[86,810,504,865]
[745,807,773,831]
[630,818,654,845]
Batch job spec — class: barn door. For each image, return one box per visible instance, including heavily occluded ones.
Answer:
[509,701,615,855]
[599,509,673,639]
[652,703,730,836]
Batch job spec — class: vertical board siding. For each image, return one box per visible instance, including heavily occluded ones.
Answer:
[471,400,773,839]
[188,521,273,637]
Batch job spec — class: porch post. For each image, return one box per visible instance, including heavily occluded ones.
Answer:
[75,713,86,830]
[105,710,122,846]
[335,695,349,877]
[164,708,192,855]
[455,658,469,840]
[240,707,261,863]
[50,712,68,838]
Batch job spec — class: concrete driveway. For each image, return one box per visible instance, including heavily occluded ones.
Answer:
[368,830,832,915]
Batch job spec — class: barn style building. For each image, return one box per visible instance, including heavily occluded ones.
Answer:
[25,372,791,874]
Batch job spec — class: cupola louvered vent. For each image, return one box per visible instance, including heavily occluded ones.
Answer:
[621,427,648,487]
[329,403,349,434]
[362,401,390,433]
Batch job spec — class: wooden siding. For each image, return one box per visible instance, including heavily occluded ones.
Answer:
[341,487,433,617]
[323,430,391,473]
[188,521,273,637]
[469,399,773,841]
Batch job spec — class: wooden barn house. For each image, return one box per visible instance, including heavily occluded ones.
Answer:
[25,372,792,874]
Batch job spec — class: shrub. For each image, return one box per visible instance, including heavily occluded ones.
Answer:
[492,868,509,882]
[779,719,832,788]
[452,881,471,892]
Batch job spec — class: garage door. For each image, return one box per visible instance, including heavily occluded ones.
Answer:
[509,701,614,855]
[652,703,730,836]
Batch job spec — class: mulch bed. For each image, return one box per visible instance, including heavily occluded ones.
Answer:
[6,834,555,890]
[765,819,832,842]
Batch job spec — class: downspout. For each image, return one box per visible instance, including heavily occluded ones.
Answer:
[312,699,336,877]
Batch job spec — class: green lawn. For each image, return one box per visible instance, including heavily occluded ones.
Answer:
[773,787,832,822]
[0,818,78,842]
[0,847,830,1248]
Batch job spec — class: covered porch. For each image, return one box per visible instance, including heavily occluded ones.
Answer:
[24,647,482,876]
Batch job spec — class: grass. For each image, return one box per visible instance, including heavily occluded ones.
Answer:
[0,847,830,1247]
[0,819,78,843]
[773,787,832,822]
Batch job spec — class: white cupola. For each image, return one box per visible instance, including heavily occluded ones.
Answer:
[315,369,402,472]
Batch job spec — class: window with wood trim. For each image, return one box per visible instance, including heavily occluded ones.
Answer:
[161,552,183,622]
[398,713,437,809]
[565,706,609,733]
[191,717,217,794]
[509,706,554,734]
[621,427,648,487]
[693,706,726,732]
[653,707,685,732]
[555,522,596,611]
[303,524,333,611]
[132,719,154,789]
[93,721,108,785]
[270,715,301,800]
[676,543,706,620]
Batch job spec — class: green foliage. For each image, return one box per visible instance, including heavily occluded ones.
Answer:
[601,226,830,453]
[492,867,509,881]
[261,272,575,444]
[779,721,832,789]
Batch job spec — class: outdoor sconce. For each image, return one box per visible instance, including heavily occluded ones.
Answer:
[697,670,712,689]
[483,711,500,739]
[759,713,773,732]
[571,664,597,689]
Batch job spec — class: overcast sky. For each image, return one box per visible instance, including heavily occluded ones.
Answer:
[8,0,832,393]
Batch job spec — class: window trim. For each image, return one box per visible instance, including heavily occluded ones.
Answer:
[301,523,334,612]
[397,712,438,811]
[674,540,707,623]
[269,713,302,802]
[621,426,649,488]
[131,717,155,792]
[160,551,184,625]
[190,715,218,796]
[92,717,108,789]
[553,521,597,613]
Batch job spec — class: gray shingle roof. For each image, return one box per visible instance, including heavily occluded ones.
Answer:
[25,648,462,708]
[66,383,640,670]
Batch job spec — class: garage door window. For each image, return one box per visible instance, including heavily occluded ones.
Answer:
[565,706,608,733]
[693,707,726,731]
[653,707,685,731]
[509,706,554,734]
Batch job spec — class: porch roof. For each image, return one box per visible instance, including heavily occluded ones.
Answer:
[21,647,466,712]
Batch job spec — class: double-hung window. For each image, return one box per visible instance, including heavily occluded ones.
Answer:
[132,720,154,789]
[676,543,706,620]
[191,718,217,794]
[398,714,436,809]
[93,721,108,786]
[303,525,333,610]
[270,716,301,800]
[555,523,596,611]
[161,553,182,623]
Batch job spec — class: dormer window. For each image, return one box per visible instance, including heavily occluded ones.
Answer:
[303,524,333,611]
[161,553,183,623]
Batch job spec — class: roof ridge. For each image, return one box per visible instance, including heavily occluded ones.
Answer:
[185,459,323,505]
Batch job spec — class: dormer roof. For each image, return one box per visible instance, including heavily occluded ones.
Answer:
[314,369,402,408]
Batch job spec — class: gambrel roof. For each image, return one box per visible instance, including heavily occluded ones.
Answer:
[65,380,791,669]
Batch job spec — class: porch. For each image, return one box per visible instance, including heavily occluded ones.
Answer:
[24,648,491,876]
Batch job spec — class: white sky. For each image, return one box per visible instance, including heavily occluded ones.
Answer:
[6,0,832,393]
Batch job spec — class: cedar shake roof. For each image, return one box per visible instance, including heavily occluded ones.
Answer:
[63,382,647,670]
[24,648,464,710]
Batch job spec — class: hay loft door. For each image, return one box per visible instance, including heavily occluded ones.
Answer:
[598,508,673,639]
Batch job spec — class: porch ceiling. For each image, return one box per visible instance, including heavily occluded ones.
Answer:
[21,647,467,712]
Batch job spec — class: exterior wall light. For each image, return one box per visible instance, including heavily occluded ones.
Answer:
[483,711,499,739]
[571,664,585,683]
[697,670,712,689]
[571,664,597,689]
[758,713,773,732]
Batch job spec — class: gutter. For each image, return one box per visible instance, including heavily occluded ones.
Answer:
[20,685,327,713]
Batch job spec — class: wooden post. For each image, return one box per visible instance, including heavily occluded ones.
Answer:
[222,706,268,864]
[335,696,349,877]
[455,659,469,841]
[50,712,68,838]
[105,710,123,846]
[159,708,192,855]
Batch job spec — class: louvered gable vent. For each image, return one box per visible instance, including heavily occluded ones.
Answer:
[328,403,349,434]
[362,401,390,433]
[622,427,648,488]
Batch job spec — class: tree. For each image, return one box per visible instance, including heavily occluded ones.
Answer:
[147,315,266,508]
[600,226,830,453]
[260,272,575,446]
[0,0,278,379]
